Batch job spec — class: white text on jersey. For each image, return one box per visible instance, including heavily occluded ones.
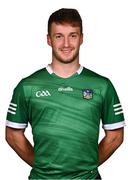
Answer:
[36,90,51,97]
[58,87,73,92]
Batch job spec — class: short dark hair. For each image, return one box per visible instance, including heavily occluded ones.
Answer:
[48,8,83,35]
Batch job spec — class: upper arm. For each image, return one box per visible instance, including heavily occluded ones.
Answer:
[5,126,25,144]
[104,127,124,145]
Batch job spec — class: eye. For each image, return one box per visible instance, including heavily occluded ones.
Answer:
[70,33,78,38]
[72,34,77,37]
[55,34,63,39]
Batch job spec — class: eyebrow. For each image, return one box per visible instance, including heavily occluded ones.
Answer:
[53,32,79,36]
[69,32,79,35]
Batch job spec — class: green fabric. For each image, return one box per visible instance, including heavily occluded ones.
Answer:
[7,67,124,179]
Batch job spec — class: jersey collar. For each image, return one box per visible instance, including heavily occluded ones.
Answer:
[46,64,83,75]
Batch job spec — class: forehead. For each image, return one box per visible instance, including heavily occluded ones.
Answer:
[50,22,81,34]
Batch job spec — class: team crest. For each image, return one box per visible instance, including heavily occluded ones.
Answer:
[82,89,93,100]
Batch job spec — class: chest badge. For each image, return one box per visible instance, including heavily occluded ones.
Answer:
[82,89,93,100]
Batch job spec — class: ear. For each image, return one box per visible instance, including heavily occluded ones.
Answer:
[47,34,52,46]
[80,33,83,45]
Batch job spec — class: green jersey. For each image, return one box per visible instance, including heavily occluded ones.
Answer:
[6,66,125,179]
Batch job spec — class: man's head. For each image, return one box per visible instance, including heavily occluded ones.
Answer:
[47,8,83,64]
[48,8,83,35]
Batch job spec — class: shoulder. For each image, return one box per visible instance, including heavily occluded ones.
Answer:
[23,67,46,82]
[81,67,116,94]
[82,67,110,85]
[14,68,47,91]
[18,67,47,85]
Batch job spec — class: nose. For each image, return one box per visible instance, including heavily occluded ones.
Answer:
[63,37,70,47]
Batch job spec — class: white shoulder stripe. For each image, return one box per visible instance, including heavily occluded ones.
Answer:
[6,120,27,129]
[7,110,16,115]
[113,103,121,108]
[114,107,122,111]
[115,111,123,115]
[9,106,16,111]
[8,103,17,114]
[103,121,125,130]
[10,102,17,107]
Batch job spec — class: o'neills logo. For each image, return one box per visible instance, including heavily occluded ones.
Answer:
[58,87,73,92]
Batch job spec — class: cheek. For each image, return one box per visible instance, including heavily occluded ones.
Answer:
[69,39,80,46]
[53,41,64,49]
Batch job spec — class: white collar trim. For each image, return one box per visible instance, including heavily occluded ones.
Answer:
[77,65,83,74]
[46,65,83,75]
[46,65,53,74]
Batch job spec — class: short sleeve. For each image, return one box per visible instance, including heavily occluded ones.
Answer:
[6,81,29,129]
[101,79,125,130]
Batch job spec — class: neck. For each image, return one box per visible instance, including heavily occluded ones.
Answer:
[50,61,80,78]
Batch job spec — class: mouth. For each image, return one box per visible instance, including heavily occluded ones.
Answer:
[61,48,73,54]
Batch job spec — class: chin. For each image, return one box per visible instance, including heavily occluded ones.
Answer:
[59,58,76,64]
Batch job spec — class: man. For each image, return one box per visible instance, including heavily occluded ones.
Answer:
[6,8,125,179]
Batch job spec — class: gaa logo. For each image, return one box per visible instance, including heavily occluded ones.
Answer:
[36,90,51,97]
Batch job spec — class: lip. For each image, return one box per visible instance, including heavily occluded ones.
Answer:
[61,51,72,56]
[61,48,73,53]
[62,50,71,53]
